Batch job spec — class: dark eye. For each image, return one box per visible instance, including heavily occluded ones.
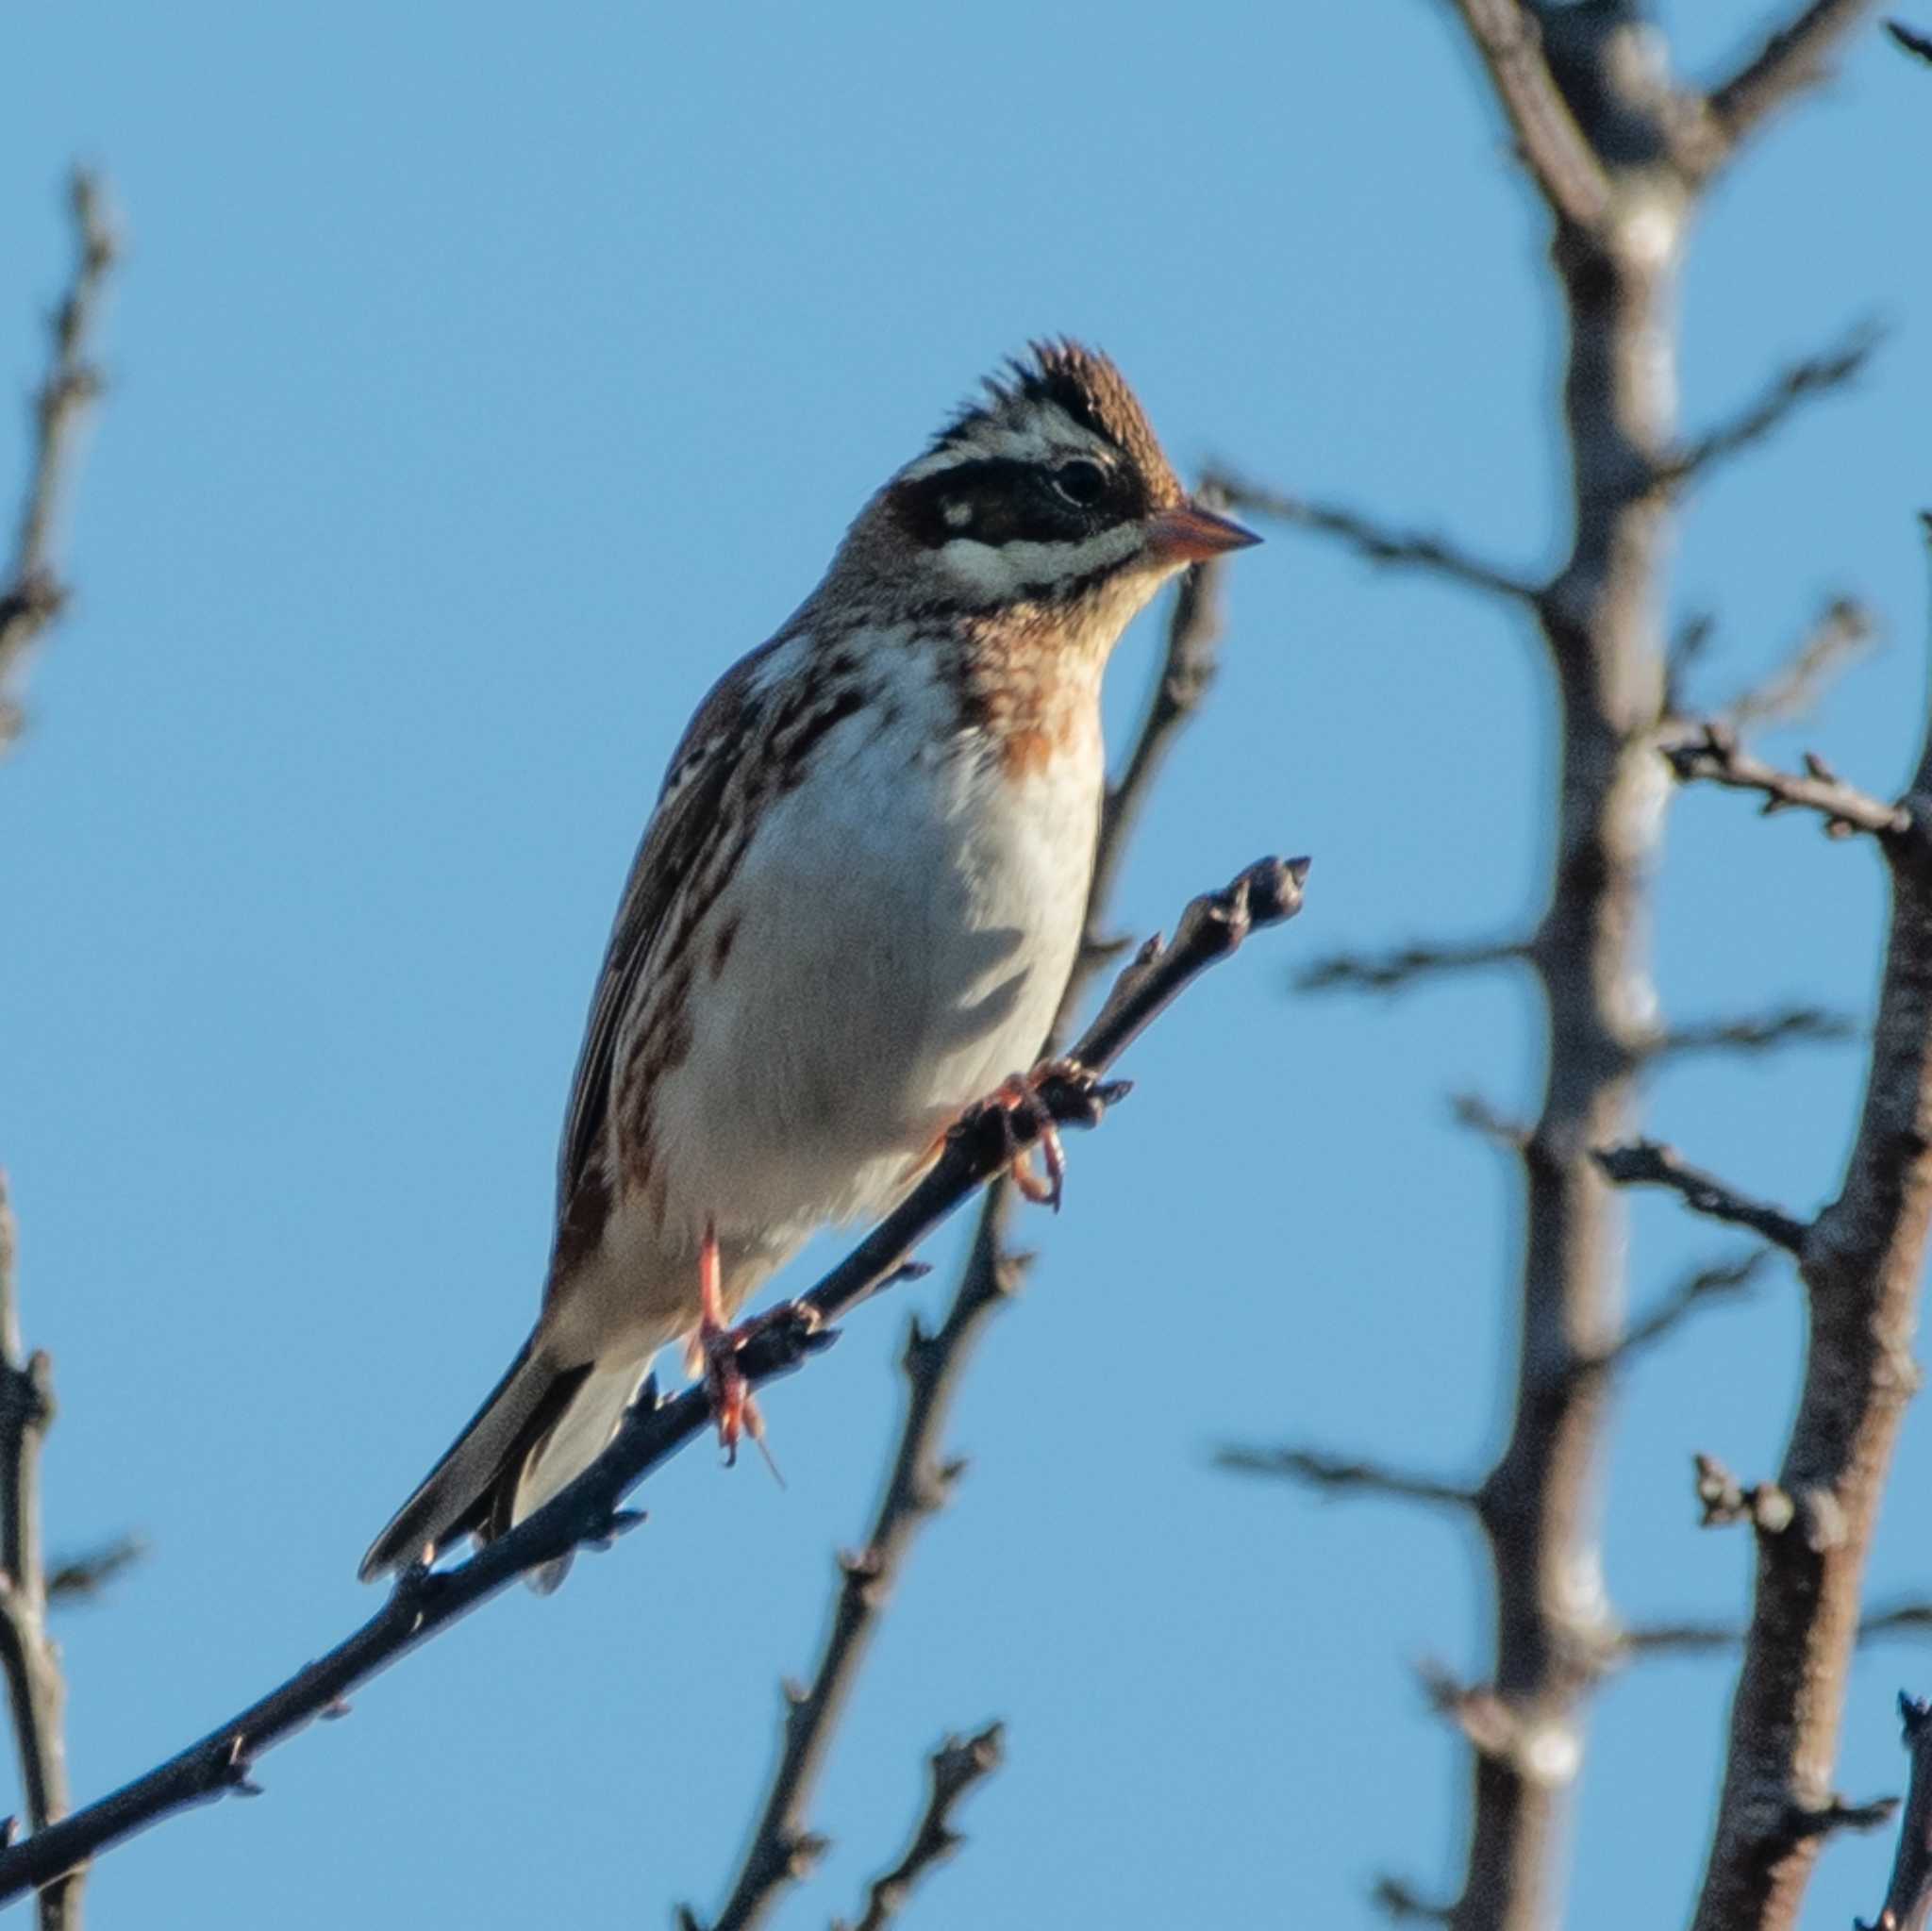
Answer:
[1051,459,1108,508]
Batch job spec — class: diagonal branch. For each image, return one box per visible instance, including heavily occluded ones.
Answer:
[1713,597,1877,734]
[1661,720,1911,841]
[0,171,118,751]
[1202,470,1542,608]
[1441,0,1614,230]
[1890,19,1932,62]
[1692,2,1879,172]
[690,562,1236,1931]
[1655,323,1880,493]
[0,856,1310,1911]
[832,1725,1003,1931]
[1592,1140,1810,1255]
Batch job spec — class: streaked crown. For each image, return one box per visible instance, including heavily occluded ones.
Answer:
[869,341,1255,611]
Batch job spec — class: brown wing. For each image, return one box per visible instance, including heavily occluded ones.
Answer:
[551,637,783,1237]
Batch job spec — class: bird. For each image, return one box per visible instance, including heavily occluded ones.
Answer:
[359,340,1259,1588]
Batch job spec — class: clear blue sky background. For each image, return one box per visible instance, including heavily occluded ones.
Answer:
[3,6,1929,1925]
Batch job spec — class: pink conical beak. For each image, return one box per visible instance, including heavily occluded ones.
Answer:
[1142,500,1262,565]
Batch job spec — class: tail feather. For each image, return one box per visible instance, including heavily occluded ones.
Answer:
[358,1340,586,1582]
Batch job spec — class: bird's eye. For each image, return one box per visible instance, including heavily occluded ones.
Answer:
[1051,459,1108,508]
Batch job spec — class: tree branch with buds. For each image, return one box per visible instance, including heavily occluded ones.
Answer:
[0,855,1308,1912]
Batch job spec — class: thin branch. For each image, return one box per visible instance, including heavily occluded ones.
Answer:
[1596,1251,1769,1369]
[1693,1454,1798,1535]
[1662,719,1910,840]
[693,568,1238,1930]
[1592,1140,1810,1255]
[1087,530,1234,953]
[1858,1694,1932,1931]
[1374,1875,1458,1925]
[1869,1606,1932,1644]
[1619,1602,1932,1661]
[1693,2,1879,170]
[1890,19,1932,63]
[1296,936,1530,997]
[0,1180,78,1931]
[1655,323,1880,492]
[1202,470,1542,608]
[1642,1005,1858,1062]
[0,171,118,749]
[1715,597,1877,734]
[1441,0,1614,229]
[43,1539,143,1610]
[0,857,1310,1909]
[1448,1090,1533,1154]
[1214,1445,1478,1514]
[832,1725,1003,1931]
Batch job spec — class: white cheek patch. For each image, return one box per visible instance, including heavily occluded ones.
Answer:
[938,522,1142,599]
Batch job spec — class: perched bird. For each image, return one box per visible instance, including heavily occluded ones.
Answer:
[359,341,1258,1586]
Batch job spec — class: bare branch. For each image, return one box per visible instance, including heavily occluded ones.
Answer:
[1296,936,1530,997]
[1203,470,1542,608]
[0,171,118,750]
[1693,1454,1798,1535]
[1656,323,1880,492]
[1619,1601,1932,1662]
[1374,1875,1457,1925]
[1448,1090,1533,1153]
[1642,1005,1858,1062]
[1441,0,1614,229]
[0,1179,79,1931]
[1694,2,1879,169]
[1868,1606,1932,1643]
[1715,597,1878,733]
[43,1539,143,1610]
[1858,1694,1932,1931]
[1890,19,1932,62]
[833,1725,1003,1931]
[1593,1140,1810,1255]
[1597,1252,1769,1368]
[0,857,1310,1910]
[1662,719,1910,840]
[1087,538,1233,960]
[1214,1445,1477,1514]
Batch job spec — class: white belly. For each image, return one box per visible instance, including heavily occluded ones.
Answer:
[648,689,1099,1249]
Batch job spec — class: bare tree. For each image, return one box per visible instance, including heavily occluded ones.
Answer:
[1215,8,1932,1931]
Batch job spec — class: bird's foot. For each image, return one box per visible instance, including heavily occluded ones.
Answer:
[687,1221,800,1481]
[974,1058,1087,1211]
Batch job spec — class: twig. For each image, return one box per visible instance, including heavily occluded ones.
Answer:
[1692,1454,1797,1535]
[0,857,1309,1909]
[692,565,1238,1930]
[1662,720,1910,840]
[1593,1251,1769,1370]
[1715,597,1877,733]
[1202,470,1541,608]
[0,171,118,749]
[832,1725,1003,1931]
[1296,936,1529,997]
[1619,1600,1932,1661]
[1642,1006,1858,1061]
[1214,1446,1476,1514]
[1694,2,1880,169]
[0,1180,78,1931]
[1858,1694,1932,1931]
[1374,1875,1457,1924]
[1890,19,1932,63]
[1592,1140,1810,1256]
[1655,324,1880,492]
[43,1540,143,1610]
[1448,1090,1533,1154]
[1441,0,1613,230]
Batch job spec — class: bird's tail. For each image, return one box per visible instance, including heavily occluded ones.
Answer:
[358,1337,599,1588]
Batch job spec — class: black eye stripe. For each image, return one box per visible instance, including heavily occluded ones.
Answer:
[890,456,1145,551]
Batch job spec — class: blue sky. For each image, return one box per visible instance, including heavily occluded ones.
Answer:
[3,5,1930,1925]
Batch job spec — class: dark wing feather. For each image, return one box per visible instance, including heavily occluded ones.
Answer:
[552,639,780,1226]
